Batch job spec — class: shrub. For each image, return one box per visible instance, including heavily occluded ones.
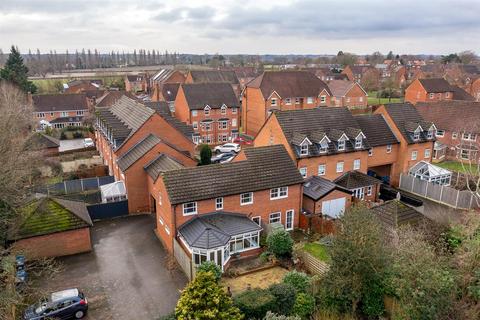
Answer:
[199,144,212,165]
[263,311,300,320]
[196,261,222,282]
[73,131,84,139]
[259,251,271,263]
[175,271,242,320]
[157,313,176,320]
[268,283,296,315]
[234,288,276,319]
[267,229,294,258]
[292,293,315,319]
[283,271,311,293]
[60,131,67,140]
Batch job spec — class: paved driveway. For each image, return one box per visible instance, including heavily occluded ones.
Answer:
[44,215,187,319]
[59,139,86,152]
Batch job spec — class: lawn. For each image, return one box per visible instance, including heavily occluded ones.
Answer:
[303,242,331,263]
[435,161,473,174]
[367,91,403,105]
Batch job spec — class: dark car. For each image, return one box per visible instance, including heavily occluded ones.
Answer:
[24,288,88,319]
[211,151,236,164]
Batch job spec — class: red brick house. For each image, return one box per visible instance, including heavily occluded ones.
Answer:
[404,78,474,104]
[174,83,240,145]
[32,93,89,129]
[374,103,436,186]
[153,145,304,271]
[327,80,368,108]
[468,77,480,101]
[9,197,92,258]
[333,170,382,203]
[185,70,241,97]
[64,79,103,94]
[151,83,180,113]
[415,101,480,163]
[125,74,148,93]
[242,71,332,136]
[341,65,378,82]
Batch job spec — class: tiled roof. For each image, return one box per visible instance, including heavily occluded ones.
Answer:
[189,70,239,84]
[418,78,453,93]
[144,153,184,181]
[162,145,303,204]
[95,91,138,108]
[117,134,161,172]
[327,80,357,97]
[32,94,87,112]
[348,65,375,75]
[10,197,92,241]
[181,83,240,109]
[161,83,180,101]
[146,101,194,139]
[275,108,371,158]
[381,103,436,144]
[451,86,475,101]
[29,133,60,149]
[126,74,145,82]
[247,71,331,99]
[371,200,427,230]
[178,212,262,249]
[334,171,381,189]
[303,176,351,201]
[355,114,399,147]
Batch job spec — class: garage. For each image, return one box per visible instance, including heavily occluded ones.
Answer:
[321,197,346,219]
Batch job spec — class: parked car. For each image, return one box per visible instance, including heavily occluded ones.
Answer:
[233,136,253,146]
[24,288,88,320]
[211,151,236,164]
[213,143,240,154]
[83,138,94,148]
[219,154,235,163]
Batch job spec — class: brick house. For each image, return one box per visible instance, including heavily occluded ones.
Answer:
[150,69,186,88]
[300,176,352,234]
[341,65,378,82]
[242,71,332,136]
[415,101,480,163]
[333,170,382,203]
[174,83,240,145]
[185,70,241,97]
[94,95,197,193]
[307,67,348,82]
[9,198,93,258]
[468,77,480,101]
[151,83,180,113]
[32,93,89,129]
[153,145,304,271]
[253,108,371,181]
[404,78,474,104]
[355,114,400,184]
[125,74,148,93]
[95,90,138,108]
[64,79,103,94]
[374,103,436,186]
[327,80,368,108]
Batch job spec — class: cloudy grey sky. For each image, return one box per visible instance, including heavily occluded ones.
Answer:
[1,0,479,55]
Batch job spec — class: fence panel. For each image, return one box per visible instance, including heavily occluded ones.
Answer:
[297,250,329,276]
[441,187,458,206]
[87,200,129,220]
[174,239,193,281]
[82,177,100,191]
[65,179,83,194]
[98,176,115,186]
[412,178,428,196]
[426,182,443,202]
[43,176,116,196]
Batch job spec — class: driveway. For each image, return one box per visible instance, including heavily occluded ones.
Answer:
[59,139,86,152]
[43,215,187,319]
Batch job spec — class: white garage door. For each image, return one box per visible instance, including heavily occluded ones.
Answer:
[321,198,346,219]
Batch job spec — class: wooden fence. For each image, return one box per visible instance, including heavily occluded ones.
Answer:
[296,249,330,276]
[399,173,479,210]
[173,239,195,281]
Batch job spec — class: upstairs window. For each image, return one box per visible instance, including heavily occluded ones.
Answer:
[183,202,197,215]
[353,159,361,170]
[285,98,292,105]
[386,144,392,153]
[76,110,84,116]
[295,97,300,104]
[318,164,326,176]
[240,192,253,205]
[232,107,237,114]
[427,129,434,139]
[299,167,307,178]
[452,132,458,139]
[215,197,223,210]
[319,140,329,153]
[429,93,434,99]
[355,137,362,149]
[338,140,346,151]
[270,187,288,200]
[413,131,421,141]
[368,149,373,156]
[436,130,445,137]
[320,95,326,103]
[307,97,314,104]
[204,106,211,116]
[192,110,198,117]
[271,98,277,107]
[336,161,344,173]
[300,143,309,156]
[221,106,227,115]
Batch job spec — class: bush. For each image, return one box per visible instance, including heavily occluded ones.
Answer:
[199,144,212,165]
[157,313,176,320]
[267,230,294,258]
[196,261,222,282]
[60,131,67,140]
[268,283,296,315]
[283,271,311,293]
[263,311,300,320]
[292,293,315,319]
[73,131,84,139]
[234,288,276,319]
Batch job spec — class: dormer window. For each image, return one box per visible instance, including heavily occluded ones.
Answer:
[427,129,434,139]
[338,140,346,151]
[271,98,277,107]
[413,131,420,141]
[355,137,363,149]
[319,139,329,153]
[221,105,227,115]
[300,143,309,156]
[204,106,211,116]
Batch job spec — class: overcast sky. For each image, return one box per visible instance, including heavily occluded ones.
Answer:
[1,0,479,55]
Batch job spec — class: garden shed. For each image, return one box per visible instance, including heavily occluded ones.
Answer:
[408,161,452,186]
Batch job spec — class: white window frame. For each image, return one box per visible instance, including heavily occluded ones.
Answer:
[37,112,45,118]
[270,186,288,200]
[182,202,197,215]
[232,107,237,114]
[338,140,346,151]
[460,149,469,160]
[285,98,292,105]
[353,187,365,200]
[427,130,434,139]
[355,137,362,149]
[232,118,237,127]
[306,97,314,104]
[252,216,261,226]
[386,144,392,153]
[336,161,344,173]
[429,93,434,99]
[61,111,68,117]
[218,121,228,130]
[295,97,300,104]
[192,122,198,130]
[240,192,253,205]
[368,149,373,157]
[285,210,294,231]
[269,212,281,224]
[367,186,373,196]
[271,98,277,107]
[192,135,200,144]
[413,131,420,141]
[76,110,84,116]
[320,95,326,103]
[436,130,445,137]
[215,197,223,210]
[204,106,211,116]
[411,151,418,160]
[221,106,227,115]
[424,149,431,158]
[192,110,198,117]
[300,143,309,156]
[318,164,326,176]
[299,167,307,178]
[353,159,361,170]
[452,132,457,139]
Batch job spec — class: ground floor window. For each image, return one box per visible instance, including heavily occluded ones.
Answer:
[285,210,294,230]
[229,232,260,254]
[353,187,365,200]
[269,212,281,224]
[218,134,229,143]
[460,149,470,160]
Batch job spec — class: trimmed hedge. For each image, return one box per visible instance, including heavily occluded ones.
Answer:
[266,229,294,258]
[268,283,296,315]
[234,288,276,319]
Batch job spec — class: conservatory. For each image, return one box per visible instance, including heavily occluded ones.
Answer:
[408,161,452,186]
[100,181,127,203]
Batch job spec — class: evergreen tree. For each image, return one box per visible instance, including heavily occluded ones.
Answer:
[0,45,37,93]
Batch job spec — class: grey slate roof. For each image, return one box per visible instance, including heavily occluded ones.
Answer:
[334,171,381,189]
[53,197,93,226]
[303,176,351,201]
[189,70,239,84]
[181,83,240,110]
[355,114,399,147]
[32,94,87,112]
[29,133,60,149]
[178,212,262,249]
[275,108,371,158]
[146,101,194,139]
[163,145,303,204]
[144,153,184,181]
[371,200,427,230]
[418,78,453,93]
[381,103,436,144]
[117,134,161,172]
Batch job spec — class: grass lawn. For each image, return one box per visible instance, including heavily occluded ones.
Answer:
[435,161,472,174]
[303,242,331,263]
[367,91,403,105]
